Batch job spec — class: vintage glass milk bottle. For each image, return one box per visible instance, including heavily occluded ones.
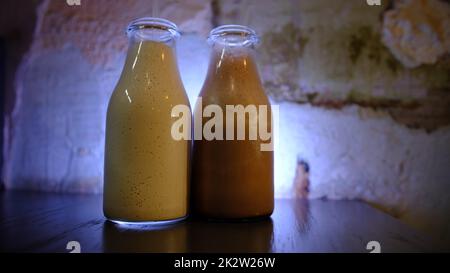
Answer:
[103,18,190,224]
[192,25,274,219]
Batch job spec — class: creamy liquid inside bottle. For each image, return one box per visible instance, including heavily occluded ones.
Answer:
[103,18,190,223]
[192,25,274,219]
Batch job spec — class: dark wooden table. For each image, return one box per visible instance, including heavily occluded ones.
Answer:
[0,191,443,253]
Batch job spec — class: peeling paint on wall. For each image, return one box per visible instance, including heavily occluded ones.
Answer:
[382,0,450,68]
[218,0,450,131]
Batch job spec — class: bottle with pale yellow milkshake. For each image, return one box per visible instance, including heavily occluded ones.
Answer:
[103,18,190,224]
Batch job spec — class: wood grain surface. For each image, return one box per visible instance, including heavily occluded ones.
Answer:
[0,191,443,253]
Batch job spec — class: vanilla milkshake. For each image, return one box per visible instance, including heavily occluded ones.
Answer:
[103,18,190,223]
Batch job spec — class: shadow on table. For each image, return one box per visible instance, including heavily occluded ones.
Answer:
[102,217,273,253]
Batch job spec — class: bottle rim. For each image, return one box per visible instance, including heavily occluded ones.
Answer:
[209,25,259,47]
[127,17,180,42]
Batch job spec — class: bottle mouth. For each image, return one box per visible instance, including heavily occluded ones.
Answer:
[209,25,259,47]
[127,17,180,42]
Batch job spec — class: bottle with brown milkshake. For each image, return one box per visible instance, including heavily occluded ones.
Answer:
[192,25,274,219]
[103,18,190,224]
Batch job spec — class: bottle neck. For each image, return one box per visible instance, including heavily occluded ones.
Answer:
[124,39,177,72]
[206,43,260,84]
[123,17,180,76]
[125,17,180,73]
[205,24,261,85]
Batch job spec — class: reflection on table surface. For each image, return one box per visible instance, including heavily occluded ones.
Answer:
[103,217,275,253]
[0,192,440,252]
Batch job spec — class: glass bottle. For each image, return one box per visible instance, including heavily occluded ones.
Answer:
[192,25,274,219]
[103,18,190,224]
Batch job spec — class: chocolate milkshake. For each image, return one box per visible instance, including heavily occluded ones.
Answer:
[192,25,274,219]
